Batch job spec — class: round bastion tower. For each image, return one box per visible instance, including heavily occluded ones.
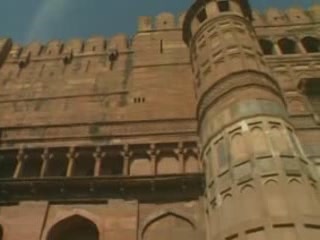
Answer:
[183,0,320,240]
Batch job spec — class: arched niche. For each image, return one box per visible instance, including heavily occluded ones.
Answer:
[278,38,299,54]
[301,36,320,53]
[215,138,229,170]
[289,179,314,215]
[73,148,95,177]
[130,153,152,176]
[240,185,262,221]
[264,180,288,216]
[142,212,196,240]
[221,194,235,230]
[157,151,180,175]
[0,149,18,179]
[251,127,269,155]
[46,215,99,240]
[184,151,199,173]
[259,39,275,55]
[269,126,290,154]
[230,133,249,163]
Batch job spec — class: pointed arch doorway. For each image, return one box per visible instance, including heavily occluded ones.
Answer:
[47,215,99,240]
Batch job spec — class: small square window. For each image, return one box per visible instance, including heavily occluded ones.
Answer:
[197,8,207,23]
[217,0,230,12]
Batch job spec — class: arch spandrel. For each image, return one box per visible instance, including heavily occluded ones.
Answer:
[141,210,196,240]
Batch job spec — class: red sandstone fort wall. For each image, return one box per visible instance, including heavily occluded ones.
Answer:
[0,4,319,240]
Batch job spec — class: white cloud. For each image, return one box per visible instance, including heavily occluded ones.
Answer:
[25,0,71,42]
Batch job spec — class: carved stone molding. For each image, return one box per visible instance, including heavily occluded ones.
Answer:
[197,71,283,121]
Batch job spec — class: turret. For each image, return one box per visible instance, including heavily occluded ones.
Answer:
[183,1,320,239]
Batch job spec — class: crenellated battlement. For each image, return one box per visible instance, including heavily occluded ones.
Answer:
[0,1,320,239]
[252,5,320,26]
[138,12,187,32]
[138,5,320,33]
[0,5,318,64]
[3,34,131,64]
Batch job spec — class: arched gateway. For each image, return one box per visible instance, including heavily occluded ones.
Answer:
[47,215,99,240]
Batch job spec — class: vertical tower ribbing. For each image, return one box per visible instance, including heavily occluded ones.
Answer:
[183,1,320,239]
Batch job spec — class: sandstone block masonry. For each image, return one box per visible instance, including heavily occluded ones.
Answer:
[0,1,319,239]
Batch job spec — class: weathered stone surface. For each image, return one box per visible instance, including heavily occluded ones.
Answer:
[0,1,320,240]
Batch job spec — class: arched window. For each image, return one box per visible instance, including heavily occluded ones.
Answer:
[301,36,320,53]
[259,39,275,55]
[278,38,299,54]
[47,215,99,240]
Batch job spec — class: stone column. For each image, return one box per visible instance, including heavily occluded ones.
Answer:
[66,147,78,177]
[296,37,307,54]
[93,146,106,177]
[121,144,132,176]
[14,148,27,178]
[146,144,157,175]
[174,142,184,174]
[40,148,53,178]
[273,40,283,55]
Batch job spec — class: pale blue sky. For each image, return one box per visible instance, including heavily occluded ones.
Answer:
[0,0,315,44]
